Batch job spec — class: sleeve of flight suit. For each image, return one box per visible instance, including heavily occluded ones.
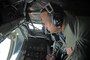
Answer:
[64,12,90,60]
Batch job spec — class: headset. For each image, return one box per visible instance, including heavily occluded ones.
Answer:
[40,2,65,29]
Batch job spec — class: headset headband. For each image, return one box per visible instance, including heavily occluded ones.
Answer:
[40,3,53,13]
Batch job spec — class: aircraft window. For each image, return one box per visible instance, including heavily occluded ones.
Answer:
[19,25,28,39]
[0,38,11,60]
[10,27,26,60]
[29,23,43,30]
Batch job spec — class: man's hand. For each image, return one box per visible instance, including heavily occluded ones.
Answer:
[66,47,73,56]
[46,54,55,60]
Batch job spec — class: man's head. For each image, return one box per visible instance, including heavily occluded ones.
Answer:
[40,2,65,33]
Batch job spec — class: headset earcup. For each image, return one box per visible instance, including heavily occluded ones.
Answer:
[53,13,64,28]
